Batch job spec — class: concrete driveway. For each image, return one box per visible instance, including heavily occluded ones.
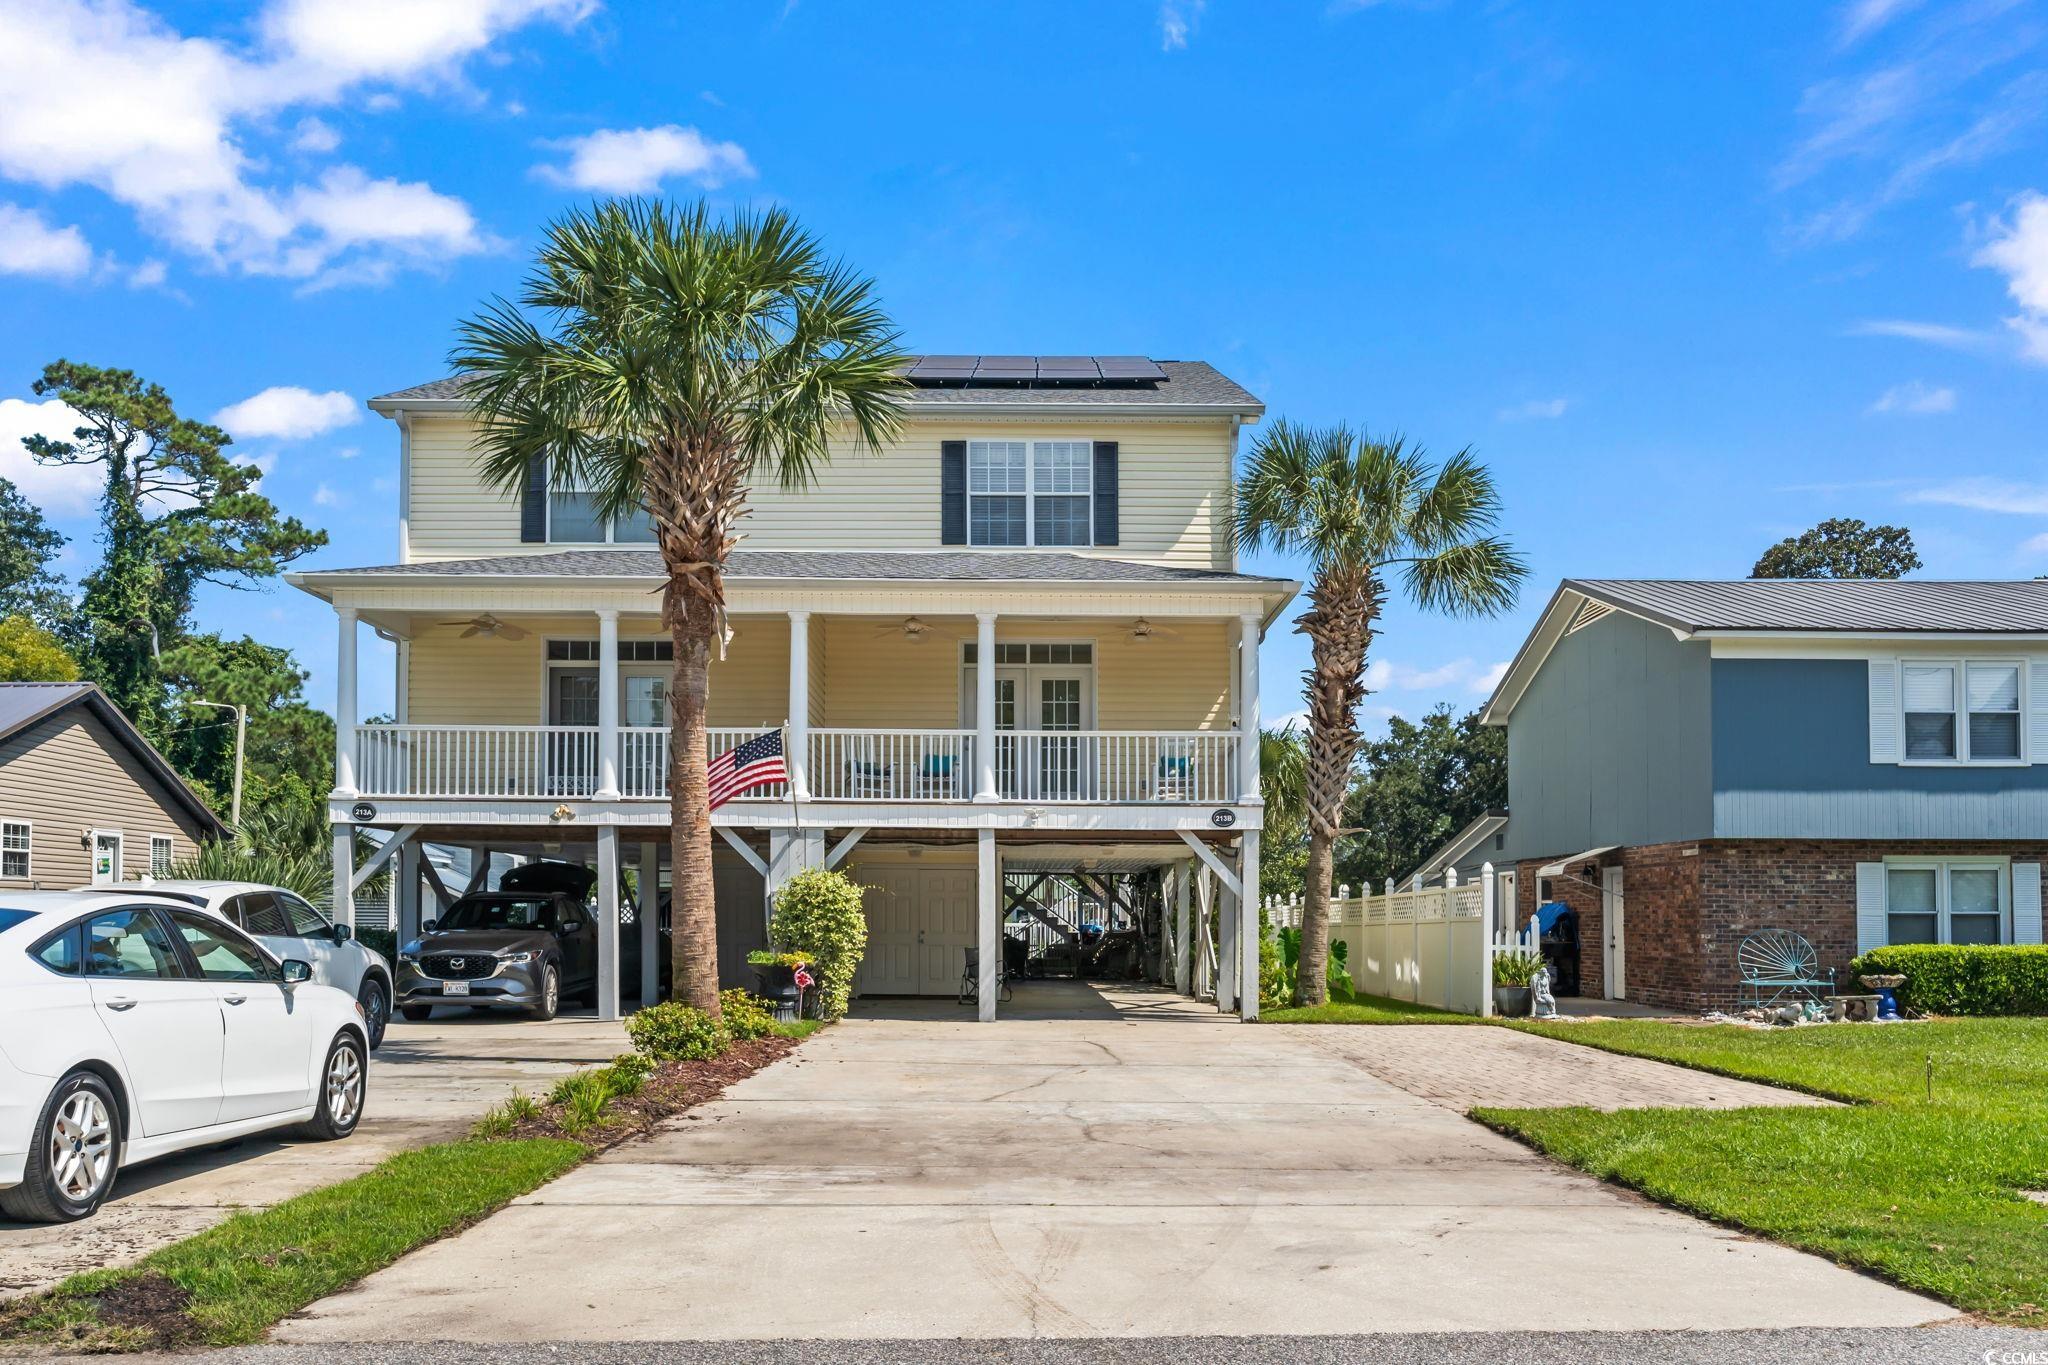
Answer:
[279,984,1947,1341]
[0,1015,626,1300]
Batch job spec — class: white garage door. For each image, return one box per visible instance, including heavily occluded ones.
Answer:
[857,865,978,996]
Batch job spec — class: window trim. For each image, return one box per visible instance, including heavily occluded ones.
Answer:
[1898,656,2028,767]
[544,485,656,546]
[0,819,29,881]
[148,834,174,879]
[538,638,675,725]
[965,437,1096,548]
[1882,856,2010,946]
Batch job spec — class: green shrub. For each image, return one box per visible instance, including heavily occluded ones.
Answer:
[718,989,776,1040]
[356,928,397,963]
[768,868,868,1020]
[1850,944,2048,1016]
[1492,950,1542,988]
[605,1052,655,1094]
[1276,926,1353,999]
[745,949,815,968]
[549,1070,614,1134]
[625,1001,732,1060]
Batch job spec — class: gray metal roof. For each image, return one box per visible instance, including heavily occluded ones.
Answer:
[1571,579,2048,634]
[0,683,227,836]
[299,549,1283,586]
[370,360,1262,413]
[0,681,94,736]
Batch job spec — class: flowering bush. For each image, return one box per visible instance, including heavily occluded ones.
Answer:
[768,867,868,1020]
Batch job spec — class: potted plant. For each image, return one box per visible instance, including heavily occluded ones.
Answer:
[1492,950,1542,1017]
[746,950,817,1020]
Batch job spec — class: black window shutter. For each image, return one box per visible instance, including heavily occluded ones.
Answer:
[1092,441,1119,546]
[520,455,547,543]
[940,440,967,545]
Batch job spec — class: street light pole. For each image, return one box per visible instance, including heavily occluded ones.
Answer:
[191,700,247,829]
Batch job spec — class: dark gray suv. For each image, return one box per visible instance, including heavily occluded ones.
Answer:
[395,863,598,1021]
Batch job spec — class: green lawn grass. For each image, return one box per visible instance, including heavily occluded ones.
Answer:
[1261,989,1474,1024]
[1479,1017,2048,1323]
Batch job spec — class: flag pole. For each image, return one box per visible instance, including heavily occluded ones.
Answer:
[782,717,801,867]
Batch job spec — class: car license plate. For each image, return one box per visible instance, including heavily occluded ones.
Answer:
[443,980,470,997]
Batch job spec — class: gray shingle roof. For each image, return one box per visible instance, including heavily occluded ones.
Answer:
[1573,579,2048,633]
[303,549,1282,585]
[370,361,1261,412]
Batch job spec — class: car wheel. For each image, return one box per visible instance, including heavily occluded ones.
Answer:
[358,978,390,1050]
[399,1003,434,1022]
[298,1033,367,1141]
[529,963,560,1021]
[0,1070,120,1223]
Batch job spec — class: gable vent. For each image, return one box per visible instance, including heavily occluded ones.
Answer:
[1566,600,1615,634]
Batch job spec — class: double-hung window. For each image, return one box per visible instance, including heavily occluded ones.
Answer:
[149,835,174,878]
[1885,860,2006,946]
[967,439,1092,547]
[0,821,27,879]
[1902,660,2023,762]
[549,485,656,545]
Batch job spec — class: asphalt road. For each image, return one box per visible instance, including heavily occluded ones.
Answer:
[70,1328,2048,1365]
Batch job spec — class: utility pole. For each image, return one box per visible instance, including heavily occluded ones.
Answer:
[191,700,247,829]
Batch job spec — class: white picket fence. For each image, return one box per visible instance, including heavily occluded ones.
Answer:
[1265,862,1539,1017]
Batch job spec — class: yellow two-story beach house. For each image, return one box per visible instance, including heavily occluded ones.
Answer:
[290,356,1296,1021]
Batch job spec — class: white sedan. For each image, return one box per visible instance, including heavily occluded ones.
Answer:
[0,891,368,1223]
[126,881,393,1049]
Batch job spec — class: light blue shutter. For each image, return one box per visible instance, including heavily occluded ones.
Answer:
[2015,863,2043,946]
[1856,862,1887,955]
[2030,661,2048,762]
[1868,659,1899,764]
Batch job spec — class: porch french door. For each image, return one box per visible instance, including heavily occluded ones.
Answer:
[998,669,1089,800]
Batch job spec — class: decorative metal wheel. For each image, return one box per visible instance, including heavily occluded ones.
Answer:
[326,1044,364,1129]
[544,968,559,1015]
[49,1089,114,1203]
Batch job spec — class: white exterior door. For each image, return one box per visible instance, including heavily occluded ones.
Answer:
[858,866,921,995]
[91,831,122,885]
[1602,865,1626,1000]
[917,868,977,994]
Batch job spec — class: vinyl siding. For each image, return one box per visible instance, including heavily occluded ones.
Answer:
[1712,656,2048,839]
[0,709,208,889]
[403,416,1234,568]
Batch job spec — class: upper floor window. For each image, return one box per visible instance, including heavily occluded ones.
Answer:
[549,484,656,545]
[968,440,1092,547]
[1903,660,2022,763]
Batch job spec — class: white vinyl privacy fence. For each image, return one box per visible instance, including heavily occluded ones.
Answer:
[1267,862,1538,1017]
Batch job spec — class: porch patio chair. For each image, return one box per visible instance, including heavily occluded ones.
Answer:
[1154,744,1195,800]
[1736,929,1836,1009]
[845,759,894,800]
[914,751,958,800]
[958,944,1012,1006]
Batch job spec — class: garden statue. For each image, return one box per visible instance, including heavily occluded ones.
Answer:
[1530,964,1559,1018]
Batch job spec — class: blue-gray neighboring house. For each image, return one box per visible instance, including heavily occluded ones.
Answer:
[1474,578,2048,1012]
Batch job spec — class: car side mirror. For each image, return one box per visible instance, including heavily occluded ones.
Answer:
[280,959,313,985]
[422,919,439,934]
[332,923,353,943]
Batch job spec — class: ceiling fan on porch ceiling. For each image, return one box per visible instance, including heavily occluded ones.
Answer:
[440,613,528,640]
[874,615,934,643]
[1127,617,1180,642]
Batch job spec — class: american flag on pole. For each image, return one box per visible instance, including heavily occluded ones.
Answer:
[706,728,787,810]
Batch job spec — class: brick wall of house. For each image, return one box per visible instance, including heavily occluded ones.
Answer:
[1523,838,2048,1012]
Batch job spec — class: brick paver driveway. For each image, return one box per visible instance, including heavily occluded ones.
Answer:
[278,985,1940,1342]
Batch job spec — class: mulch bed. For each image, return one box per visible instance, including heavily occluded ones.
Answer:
[502,1035,797,1151]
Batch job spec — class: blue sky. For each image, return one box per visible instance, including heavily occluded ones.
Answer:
[1,0,2046,730]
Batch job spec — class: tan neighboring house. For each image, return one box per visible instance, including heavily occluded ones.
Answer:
[0,682,226,890]
[289,355,1298,1022]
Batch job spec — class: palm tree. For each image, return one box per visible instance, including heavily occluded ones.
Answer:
[1235,421,1524,1006]
[454,200,907,1016]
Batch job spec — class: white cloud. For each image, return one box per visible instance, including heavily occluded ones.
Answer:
[127,258,167,288]
[535,125,755,194]
[0,0,587,287]
[1973,190,2048,364]
[1159,0,1203,50]
[1867,380,1956,414]
[2021,530,2048,558]
[0,203,92,278]
[1838,0,1923,48]
[212,385,359,439]
[1364,657,1510,695]
[290,116,340,153]
[1905,478,2048,515]
[1498,396,1569,421]
[312,481,339,506]
[0,396,101,513]
[1844,317,1997,350]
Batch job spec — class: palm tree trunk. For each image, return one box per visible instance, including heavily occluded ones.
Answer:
[1294,567,1377,1006]
[667,587,722,1016]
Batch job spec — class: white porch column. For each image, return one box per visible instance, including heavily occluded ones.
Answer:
[332,606,359,797]
[787,611,812,801]
[974,611,999,801]
[1173,861,1194,995]
[1238,612,1262,804]
[595,610,621,800]
[977,827,999,1021]
[1217,860,1239,1013]
[330,823,356,929]
[640,840,661,1006]
[1239,831,1262,1021]
[595,826,621,1021]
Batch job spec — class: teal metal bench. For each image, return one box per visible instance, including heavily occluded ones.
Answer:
[1737,929,1836,1009]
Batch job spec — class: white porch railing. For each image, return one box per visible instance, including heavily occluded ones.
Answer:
[354,724,1237,805]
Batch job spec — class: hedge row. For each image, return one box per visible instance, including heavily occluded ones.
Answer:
[1849,943,2048,1017]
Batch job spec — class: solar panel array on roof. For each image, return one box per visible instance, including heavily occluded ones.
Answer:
[902,355,1169,386]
